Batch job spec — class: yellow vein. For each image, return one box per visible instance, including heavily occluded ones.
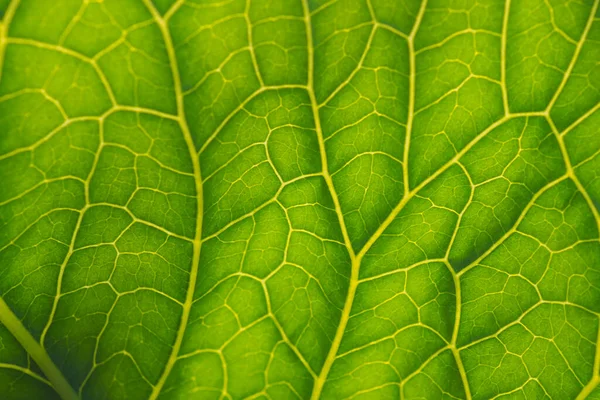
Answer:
[457,173,568,278]
[197,84,308,154]
[448,261,472,400]
[400,345,450,392]
[39,115,108,348]
[245,0,264,87]
[359,113,511,262]
[548,116,600,225]
[443,163,473,398]
[4,37,118,107]
[546,0,599,113]
[404,0,428,197]
[302,3,356,258]
[0,0,20,83]
[549,113,600,398]
[39,209,86,346]
[261,279,318,379]
[164,0,184,21]
[577,355,600,399]
[301,1,367,398]
[460,300,585,352]
[310,0,436,397]
[561,102,600,137]
[500,0,511,115]
[140,1,205,399]
[41,110,119,359]
[0,363,50,386]
[318,24,376,107]
[57,1,86,45]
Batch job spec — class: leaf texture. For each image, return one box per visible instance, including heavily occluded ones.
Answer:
[0,0,599,399]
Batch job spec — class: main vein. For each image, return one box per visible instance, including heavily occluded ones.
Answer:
[139,2,205,399]
[0,299,78,400]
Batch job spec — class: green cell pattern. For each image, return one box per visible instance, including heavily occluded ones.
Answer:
[0,0,599,399]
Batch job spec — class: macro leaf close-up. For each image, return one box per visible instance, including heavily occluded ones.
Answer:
[0,0,599,399]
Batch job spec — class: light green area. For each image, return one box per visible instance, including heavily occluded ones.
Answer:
[0,0,599,399]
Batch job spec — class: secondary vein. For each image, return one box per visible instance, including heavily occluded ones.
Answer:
[138,2,205,399]
[309,0,434,398]
[301,1,362,398]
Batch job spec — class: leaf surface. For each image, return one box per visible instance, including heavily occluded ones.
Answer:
[0,0,599,399]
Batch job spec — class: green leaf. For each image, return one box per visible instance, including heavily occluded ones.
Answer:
[0,0,599,399]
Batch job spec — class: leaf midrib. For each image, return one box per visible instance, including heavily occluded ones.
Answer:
[0,297,78,399]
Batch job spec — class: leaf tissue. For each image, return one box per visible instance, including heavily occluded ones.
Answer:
[0,0,599,399]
